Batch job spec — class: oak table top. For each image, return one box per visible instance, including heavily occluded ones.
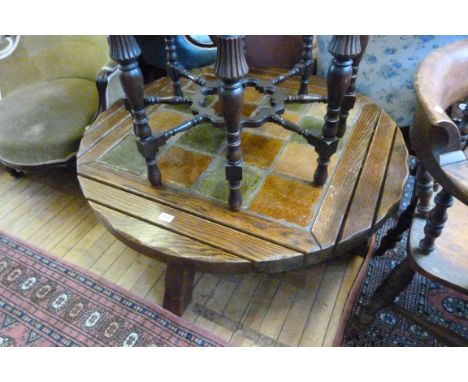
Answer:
[77,67,409,316]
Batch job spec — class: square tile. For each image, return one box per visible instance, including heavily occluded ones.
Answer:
[177,123,225,154]
[291,116,324,144]
[274,141,338,182]
[148,110,191,132]
[158,145,213,189]
[213,101,257,118]
[239,131,283,169]
[193,160,263,204]
[244,86,265,104]
[307,102,327,119]
[98,134,145,175]
[255,111,301,140]
[250,174,322,226]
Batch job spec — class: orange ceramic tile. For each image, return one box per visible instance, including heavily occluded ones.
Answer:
[214,101,257,118]
[148,110,191,132]
[240,131,283,169]
[250,174,322,226]
[158,145,213,189]
[243,86,265,104]
[273,142,338,182]
[256,111,301,140]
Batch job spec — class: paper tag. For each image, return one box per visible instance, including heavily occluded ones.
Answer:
[158,212,174,223]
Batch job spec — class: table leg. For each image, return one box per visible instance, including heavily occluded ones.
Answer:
[314,35,359,186]
[163,263,195,316]
[214,36,249,211]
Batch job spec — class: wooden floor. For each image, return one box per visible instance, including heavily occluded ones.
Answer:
[0,165,364,346]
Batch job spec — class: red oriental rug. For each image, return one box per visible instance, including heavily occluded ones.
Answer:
[0,231,227,347]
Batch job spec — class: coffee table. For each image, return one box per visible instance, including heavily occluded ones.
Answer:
[77,67,408,316]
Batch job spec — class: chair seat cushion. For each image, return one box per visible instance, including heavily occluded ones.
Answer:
[0,78,97,167]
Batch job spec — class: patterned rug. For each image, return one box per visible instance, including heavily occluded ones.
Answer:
[0,232,226,347]
[337,175,468,346]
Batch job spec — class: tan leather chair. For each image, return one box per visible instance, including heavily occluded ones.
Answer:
[355,39,468,346]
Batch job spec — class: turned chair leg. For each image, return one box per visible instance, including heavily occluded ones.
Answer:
[415,162,433,218]
[298,35,314,96]
[165,35,183,97]
[314,35,360,186]
[337,36,369,138]
[374,190,419,257]
[214,36,249,211]
[108,35,162,186]
[419,188,454,253]
[5,166,25,178]
[353,257,415,331]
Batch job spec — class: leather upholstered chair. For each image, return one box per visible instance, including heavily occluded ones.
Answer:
[0,35,121,175]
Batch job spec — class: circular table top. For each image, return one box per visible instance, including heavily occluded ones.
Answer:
[77,67,408,274]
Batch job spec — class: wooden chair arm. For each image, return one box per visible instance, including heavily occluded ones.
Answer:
[94,60,123,119]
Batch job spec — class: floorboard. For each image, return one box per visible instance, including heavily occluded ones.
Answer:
[0,166,363,346]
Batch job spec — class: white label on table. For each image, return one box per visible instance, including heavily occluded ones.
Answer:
[158,212,174,223]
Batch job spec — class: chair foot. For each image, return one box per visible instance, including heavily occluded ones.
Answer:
[5,166,25,178]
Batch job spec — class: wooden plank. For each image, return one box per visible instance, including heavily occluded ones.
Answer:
[73,230,117,270]
[310,104,381,263]
[89,202,252,273]
[257,277,298,343]
[62,224,108,263]
[28,198,87,246]
[231,275,281,346]
[298,260,348,346]
[78,163,319,255]
[336,111,397,254]
[80,177,303,272]
[192,275,240,333]
[116,253,154,290]
[211,273,264,342]
[322,255,364,346]
[88,239,129,276]
[16,193,76,239]
[276,263,326,346]
[7,188,62,235]
[130,259,165,298]
[182,273,221,323]
[51,214,98,258]
[102,247,139,284]
[375,129,409,223]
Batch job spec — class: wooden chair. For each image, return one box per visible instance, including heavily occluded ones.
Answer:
[354,39,468,346]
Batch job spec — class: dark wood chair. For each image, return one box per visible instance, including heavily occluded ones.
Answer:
[354,39,468,346]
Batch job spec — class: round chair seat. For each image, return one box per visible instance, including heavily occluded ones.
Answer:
[0,78,97,167]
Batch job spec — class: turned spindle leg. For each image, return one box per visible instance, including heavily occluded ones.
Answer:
[214,36,249,211]
[165,35,183,97]
[415,162,433,218]
[373,191,419,257]
[313,35,360,186]
[337,35,369,138]
[353,257,415,331]
[108,35,161,186]
[419,188,454,253]
[298,35,314,95]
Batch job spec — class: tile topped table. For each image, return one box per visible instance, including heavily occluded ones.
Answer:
[77,67,408,316]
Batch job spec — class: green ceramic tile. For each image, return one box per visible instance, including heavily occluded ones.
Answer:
[177,123,225,154]
[284,89,309,113]
[291,116,324,144]
[97,135,145,175]
[194,160,262,204]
